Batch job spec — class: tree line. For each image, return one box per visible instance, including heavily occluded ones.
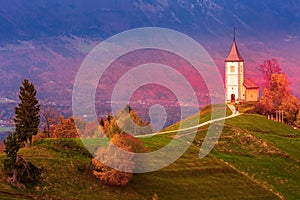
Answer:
[2,59,300,188]
[255,58,300,126]
[2,78,149,188]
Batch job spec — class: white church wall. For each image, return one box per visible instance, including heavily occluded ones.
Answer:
[225,62,240,101]
[227,75,238,85]
[226,86,239,101]
[226,62,239,74]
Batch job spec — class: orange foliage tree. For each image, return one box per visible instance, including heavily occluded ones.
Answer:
[296,112,300,128]
[52,116,79,138]
[90,106,149,186]
[269,74,291,107]
[280,95,300,125]
[256,73,300,124]
[92,133,146,186]
[255,88,275,115]
[102,105,153,138]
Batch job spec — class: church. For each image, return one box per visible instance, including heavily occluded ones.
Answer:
[225,33,259,103]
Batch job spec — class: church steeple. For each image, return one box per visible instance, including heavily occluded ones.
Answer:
[225,28,244,62]
[233,27,236,42]
[225,28,259,103]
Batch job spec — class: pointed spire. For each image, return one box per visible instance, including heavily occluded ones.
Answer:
[225,28,244,62]
[233,27,236,42]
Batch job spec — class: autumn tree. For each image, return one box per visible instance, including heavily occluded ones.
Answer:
[92,106,150,186]
[101,105,153,138]
[280,95,300,125]
[92,133,146,186]
[52,116,79,138]
[295,112,300,128]
[92,141,134,186]
[269,74,291,107]
[256,73,287,114]
[14,79,40,145]
[256,71,300,125]
[255,88,275,115]
[259,58,282,88]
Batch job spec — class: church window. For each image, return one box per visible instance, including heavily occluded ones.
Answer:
[230,66,235,72]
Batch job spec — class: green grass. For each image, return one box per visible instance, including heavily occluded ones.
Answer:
[236,102,256,113]
[163,104,231,132]
[226,114,300,160]
[0,107,299,199]
[210,114,300,199]
[0,139,278,200]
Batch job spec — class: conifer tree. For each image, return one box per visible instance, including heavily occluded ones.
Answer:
[14,79,40,145]
[4,131,20,161]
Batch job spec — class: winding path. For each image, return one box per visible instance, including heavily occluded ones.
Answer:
[137,104,241,138]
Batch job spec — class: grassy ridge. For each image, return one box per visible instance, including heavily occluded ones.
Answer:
[163,104,231,132]
[216,114,300,199]
[0,138,278,200]
[0,106,299,199]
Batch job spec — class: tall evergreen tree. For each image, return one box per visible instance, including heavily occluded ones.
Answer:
[4,131,20,161]
[14,79,40,145]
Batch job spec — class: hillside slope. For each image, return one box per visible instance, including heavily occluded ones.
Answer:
[0,112,299,199]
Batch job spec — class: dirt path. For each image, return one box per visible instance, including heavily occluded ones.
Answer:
[137,104,240,138]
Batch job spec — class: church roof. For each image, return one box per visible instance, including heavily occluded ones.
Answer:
[244,78,259,89]
[225,37,244,62]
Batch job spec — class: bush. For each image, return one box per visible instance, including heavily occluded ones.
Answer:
[92,133,146,186]
[110,133,147,153]
[92,158,133,186]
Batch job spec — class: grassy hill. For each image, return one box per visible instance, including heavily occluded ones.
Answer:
[0,106,299,199]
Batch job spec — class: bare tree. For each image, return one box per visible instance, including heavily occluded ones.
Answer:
[40,105,59,138]
[259,58,282,88]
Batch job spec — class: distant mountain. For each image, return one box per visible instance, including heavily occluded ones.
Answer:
[0,0,299,121]
[0,0,299,42]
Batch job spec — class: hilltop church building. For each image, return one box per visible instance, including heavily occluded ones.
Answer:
[225,34,259,103]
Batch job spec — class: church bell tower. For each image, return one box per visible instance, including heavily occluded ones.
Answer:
[225,29,245,103]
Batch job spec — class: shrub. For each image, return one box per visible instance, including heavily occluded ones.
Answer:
[110,133,147,153]
[52,116,79,138]
[92,157,133,186]
[92,133,146,186]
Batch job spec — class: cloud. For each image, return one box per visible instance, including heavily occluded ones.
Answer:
[284,35,299,42]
